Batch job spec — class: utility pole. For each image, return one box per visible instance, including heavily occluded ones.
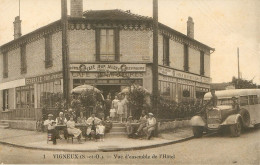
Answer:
[237,47,240,79]
[61,0,70,108]
[152,0,159,117]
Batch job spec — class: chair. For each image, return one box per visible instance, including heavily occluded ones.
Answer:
[47,132,52,144]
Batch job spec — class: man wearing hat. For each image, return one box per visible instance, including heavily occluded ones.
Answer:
[55,111,68,139]
[232,96,240,112]
[44,114,58,145]
[143,113,157,140]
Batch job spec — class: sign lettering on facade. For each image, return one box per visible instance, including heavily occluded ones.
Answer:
[70,64,146,72]
[72,72,144,79]
[25,72,63,85]
[158,66,211,84]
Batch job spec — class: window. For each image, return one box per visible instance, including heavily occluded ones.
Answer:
[163,36,169,66]
[45,34,53,68]
[240,96,248,106]
[249,95,258,105]
[3,89,9,111]
[200,51,205,75]
[184,44,189,71]
[95,29,120,62]
[20,44,27,74]
[16,86,34,108]
[3,52,8,78]
[38,80,62,108]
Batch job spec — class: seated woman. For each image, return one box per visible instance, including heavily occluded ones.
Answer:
[86,113,101,141]
[77,112,87,137]
[66,116,82,143]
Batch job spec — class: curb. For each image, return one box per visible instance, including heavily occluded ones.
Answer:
[0,136,194,152]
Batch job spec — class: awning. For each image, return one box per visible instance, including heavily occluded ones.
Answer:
[0,79,26,90]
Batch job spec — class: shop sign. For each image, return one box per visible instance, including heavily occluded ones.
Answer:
[175,71,201,82]
[196,82,210,89]
[158,66,174,76]
[159,75,176,83]
[177,79,196,86]
[72,72,144,79]
[201,77,211,83]
[25,72,63,85]
[70,64,146,72]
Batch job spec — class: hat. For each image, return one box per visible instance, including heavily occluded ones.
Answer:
[128,116,133,119]
[148,113,154,116]
[48,114,53,117]
[59,112,63,115]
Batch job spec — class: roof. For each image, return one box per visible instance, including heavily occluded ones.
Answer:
[204,89,260,100]
[0,9,214,53]
[83,9,152,21]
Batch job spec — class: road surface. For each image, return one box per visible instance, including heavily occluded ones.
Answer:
[0,127,259,164]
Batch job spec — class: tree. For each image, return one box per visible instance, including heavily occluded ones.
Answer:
[232,77,258,89]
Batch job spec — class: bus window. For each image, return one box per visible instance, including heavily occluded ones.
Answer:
[249,95,255,105]
[253,95,258,104]
[218,99,232,105]
[240,96,248,106]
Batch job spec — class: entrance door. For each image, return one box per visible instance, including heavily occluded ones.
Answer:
[96,85,121,100]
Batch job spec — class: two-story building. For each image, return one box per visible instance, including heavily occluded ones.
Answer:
[0,0,214,129]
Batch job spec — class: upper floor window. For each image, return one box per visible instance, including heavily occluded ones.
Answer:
[95,28,120,62]
[163,36,170,66]
[45,34,53,68]
[184,44,189,72]
[3,52,8,78]
[200,51,205,75]
[20,44,27,74]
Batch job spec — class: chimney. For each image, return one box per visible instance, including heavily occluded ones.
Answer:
[13,16,22,39]
[187,17,194,39]
[70,0,83,17]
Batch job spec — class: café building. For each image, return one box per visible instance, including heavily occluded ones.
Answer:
[0,0,214,129]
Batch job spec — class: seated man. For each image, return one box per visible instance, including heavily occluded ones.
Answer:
[55,112,68,139]
[44,114,58,145]
[143,113,157,140]
[86,113,101,141]
[232,96,240,112]
[104,116,113,133]
[135,110,147,136]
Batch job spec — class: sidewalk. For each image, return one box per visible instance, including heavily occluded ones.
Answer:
[0,127,193,152]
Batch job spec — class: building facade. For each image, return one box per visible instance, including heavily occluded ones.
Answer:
[0,2,214,125]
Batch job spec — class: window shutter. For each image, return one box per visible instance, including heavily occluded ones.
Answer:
[114,28,120,62]
[95,29,101,61]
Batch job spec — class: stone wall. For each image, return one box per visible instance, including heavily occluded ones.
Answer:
[8,120,36,131]
[158,119,191,132]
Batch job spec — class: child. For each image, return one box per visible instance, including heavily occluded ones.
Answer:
[110,108,116,121]
[96,122,105,142]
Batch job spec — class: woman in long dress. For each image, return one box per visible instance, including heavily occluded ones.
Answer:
[117,99,124,123]
[67,116,82,143]
[112,95,119,121]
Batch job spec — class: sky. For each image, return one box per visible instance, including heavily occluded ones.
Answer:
[0,0,259,84]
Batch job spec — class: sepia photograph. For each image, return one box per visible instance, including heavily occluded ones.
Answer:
[0,0,259,164]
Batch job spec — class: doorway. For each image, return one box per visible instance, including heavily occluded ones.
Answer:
[96,85,121,100]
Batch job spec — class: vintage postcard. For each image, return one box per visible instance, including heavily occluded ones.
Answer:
[0,0,259,164]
